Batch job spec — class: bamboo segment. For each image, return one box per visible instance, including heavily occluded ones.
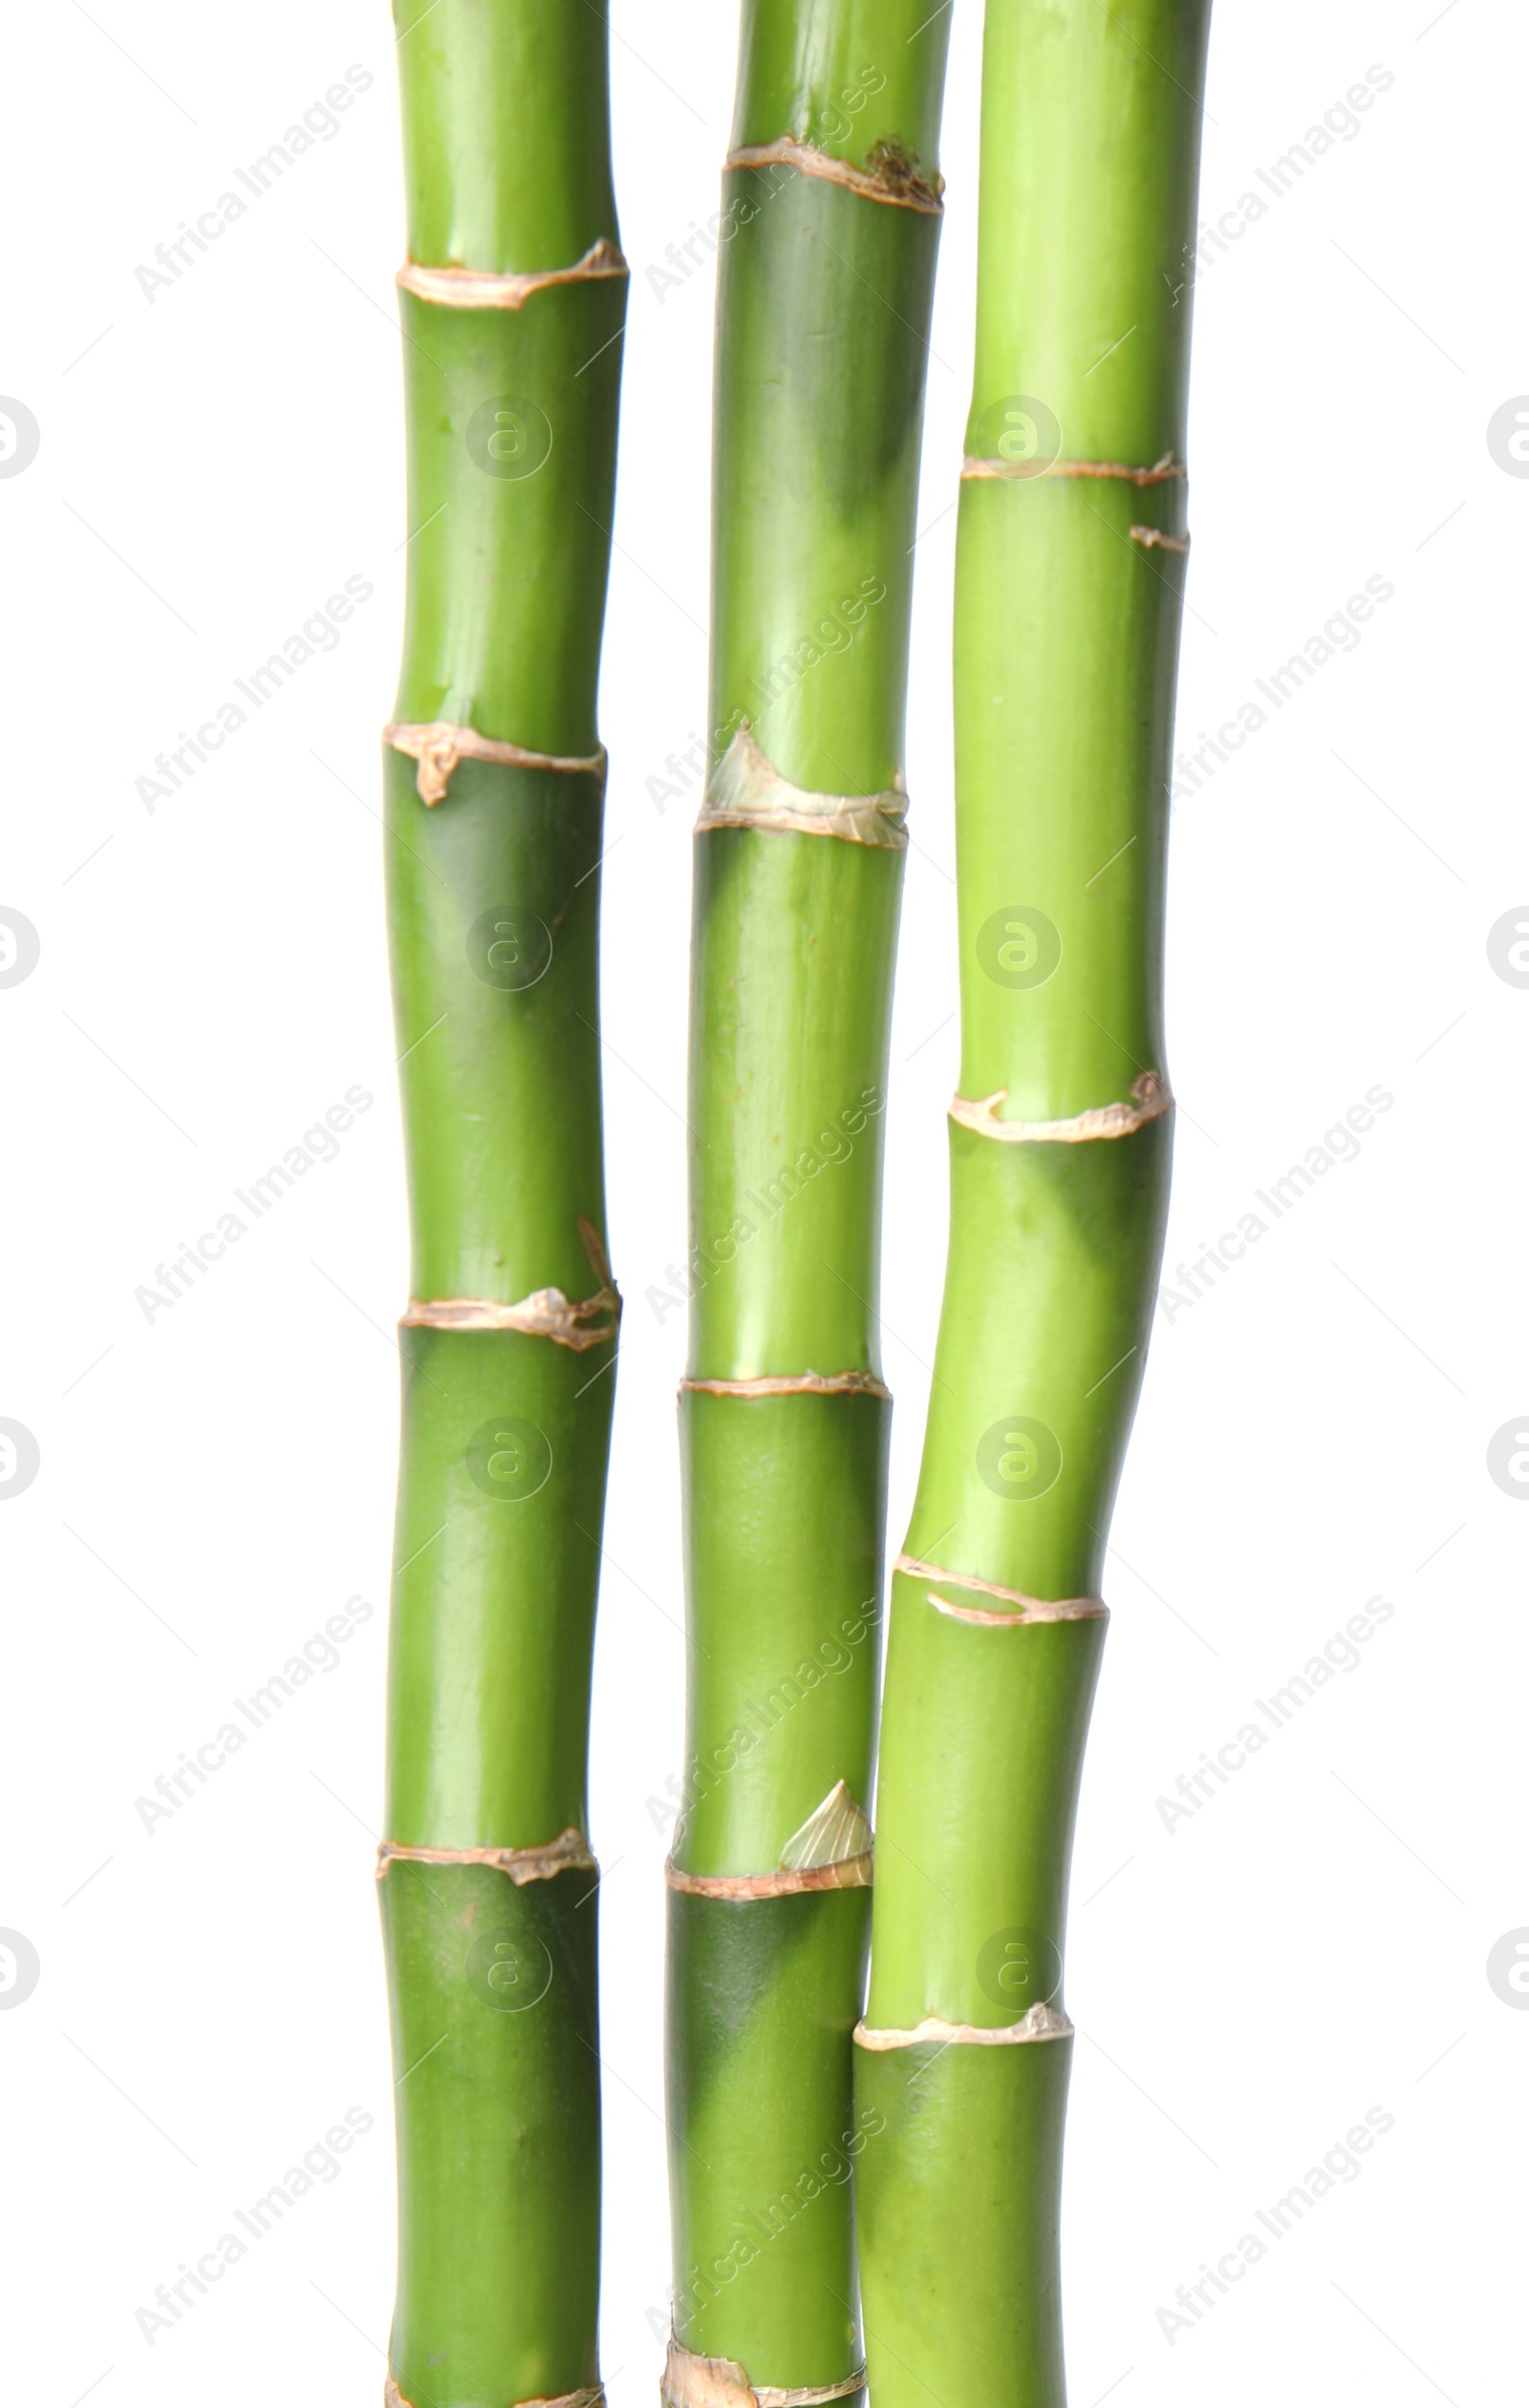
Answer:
[667,7,950,2400]
[859,6,1212,2403]
[380,7,626,2403]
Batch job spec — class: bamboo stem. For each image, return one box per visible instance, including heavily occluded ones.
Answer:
[667,8,950,2400]
[858,5,1212,2401]
[380,7,626,2403]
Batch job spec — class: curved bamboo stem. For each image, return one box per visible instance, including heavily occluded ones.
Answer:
[858,5,1213,2402]
[379,7,626,2403]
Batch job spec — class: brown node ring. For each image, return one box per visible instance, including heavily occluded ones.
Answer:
[384,721,608,807]
[377,1828,596,1886]
[854,2004,1073,2050]
[402,1217,619,1352]
[664,1854,872,1900]
[698,725,907,850]
[950,1070,1173,1146]
[894,1556,1108,1625]
[960,452,1186,485]
[662,2334,867,2408]
[396,236,628,310]
[387,2383,607,2408]
[681,1372,890,1400]
[725,137,941,215]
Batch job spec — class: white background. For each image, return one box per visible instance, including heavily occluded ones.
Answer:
[2,2,1520,2402]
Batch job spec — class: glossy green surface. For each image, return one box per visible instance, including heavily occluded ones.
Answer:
[674,11,949,2394]
[868,1594,1104,2027]
[904,1121,1171,1602]
[394,288,624,754]
[732,0,950,171]
[395,0,617,272]
[386,749,609,1307]
[383,7,624,2398]
[687,831,900,1381]
[677,1391,888,1875]
[968,0,1210,463]
[383,1865,601,2408]
[385,1326,614,1849]
[710,172,937,794]
[955,482,1184,1121]
[667,1890,870,2388]
[862,8,1210,2402]
[856,2039,1071,2408]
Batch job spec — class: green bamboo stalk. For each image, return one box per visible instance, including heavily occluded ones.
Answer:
[664,11,949,2408]
[378,8,626,2405]
[857,6,1212,2402]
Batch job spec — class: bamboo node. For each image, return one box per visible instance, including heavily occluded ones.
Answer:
[664,1854,872,1900]
[384,720,607,806]
[387,2382,606,2408]
[396,237,629,310]
[697,726,908,849]
[725,135,942,215]
[404,1219,618,1351]
[402,1287,619,1350]
[949,1071,1172,1145]
[1131,524,1191,553]
[854,2004,1073,2050]
[894,1554,1107,1623]
[668,1781,872,1898]
[960,452,1186,485]
[662,2334,867,2408]
[681,1371,890,1400]
[377,1829,597,1885]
